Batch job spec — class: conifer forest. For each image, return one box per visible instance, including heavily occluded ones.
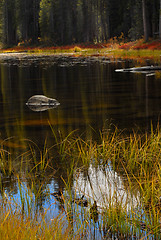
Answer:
[0,0,161,46]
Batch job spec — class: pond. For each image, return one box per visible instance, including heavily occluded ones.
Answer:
[0,53,161,239]
[0,54,161,141]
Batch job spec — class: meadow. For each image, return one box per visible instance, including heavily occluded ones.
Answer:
[1,38,161,62]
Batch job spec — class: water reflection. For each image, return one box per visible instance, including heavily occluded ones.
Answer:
[74,163,140,210]
[26,103,59,112]
[0,55,160,238]
[0,56,161,145]
[26,95,60,112]
[0,55,160,200]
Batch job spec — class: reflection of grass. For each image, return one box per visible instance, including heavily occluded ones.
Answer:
[155,71,161,79]
[0,126,161,238]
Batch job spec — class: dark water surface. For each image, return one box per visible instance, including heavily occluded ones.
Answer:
[0,53,160,239]
[0,54,161,141]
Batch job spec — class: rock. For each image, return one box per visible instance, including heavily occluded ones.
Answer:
[26,95,60,112]
[26,95,60,106]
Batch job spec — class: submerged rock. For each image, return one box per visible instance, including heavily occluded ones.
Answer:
[26,95,60,112]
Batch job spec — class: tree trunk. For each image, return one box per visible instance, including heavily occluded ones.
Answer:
[142,0,148,41]
[159,0,161,38]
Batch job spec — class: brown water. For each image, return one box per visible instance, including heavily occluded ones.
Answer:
[0,53,160,239]
[0,54,160,143]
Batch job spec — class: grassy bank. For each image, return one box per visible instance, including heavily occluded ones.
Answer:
[0,126,161,239]
[1,38,161,62]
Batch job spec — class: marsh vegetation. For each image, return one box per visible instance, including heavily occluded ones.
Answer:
[0,126,161,239]
[0,54,161,239]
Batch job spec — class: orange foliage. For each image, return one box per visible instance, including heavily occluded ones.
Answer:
[1,39,161,53]
[119,39,161,50]
[0,42,113,53]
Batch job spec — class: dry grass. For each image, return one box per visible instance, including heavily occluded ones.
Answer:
[0,209,73,240]
[0,126,161,239]
[1,39,161,62]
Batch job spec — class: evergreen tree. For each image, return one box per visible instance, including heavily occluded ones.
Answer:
[142,0,149,41]
[2,0,17,45]
[128,0,143,40]
[16,0,40,43]
[39,0,51,41]
[0,0,4,43]
[33,0,40,42]
[159,0,161,38]
[0,0,160,46]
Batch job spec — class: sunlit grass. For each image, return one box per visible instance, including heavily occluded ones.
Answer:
[107,48,161,62]
[1,39,161,62]
[0,208,74,240]
[0,126,161,238]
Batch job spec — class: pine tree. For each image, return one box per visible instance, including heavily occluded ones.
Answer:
[39,0,51,41]
[159,0,161,38]
[128,0,143,40]
[0,0,160,46]
[0,0,4,43]
[142,0,149,41]
[16,0,40,43]
[2,0,17,45]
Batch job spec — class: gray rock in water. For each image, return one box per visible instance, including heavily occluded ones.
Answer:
[26,95,60,112]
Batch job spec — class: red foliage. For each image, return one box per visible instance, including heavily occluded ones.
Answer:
[2,39,161,52]
[119,42,135,49]
[119,39,161,50]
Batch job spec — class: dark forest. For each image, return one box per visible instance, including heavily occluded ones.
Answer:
[0,0,161,46]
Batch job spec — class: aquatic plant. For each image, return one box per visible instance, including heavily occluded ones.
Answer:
[0,125,161,239]
[0,207,74,240]
[0,149,12,177]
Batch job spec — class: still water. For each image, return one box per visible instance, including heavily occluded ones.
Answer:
[0,53,160,239]
[0,54,161,142]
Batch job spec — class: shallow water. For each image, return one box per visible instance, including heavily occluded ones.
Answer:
[0,53,160,239]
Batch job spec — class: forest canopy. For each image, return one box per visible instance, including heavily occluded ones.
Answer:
[0,0,160,46]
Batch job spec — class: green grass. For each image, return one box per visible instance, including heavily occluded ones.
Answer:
[2,40,161,62]
[104,48,161,62]
[0,126,161,239]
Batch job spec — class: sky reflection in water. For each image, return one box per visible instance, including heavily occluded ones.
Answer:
[0,55,160,238]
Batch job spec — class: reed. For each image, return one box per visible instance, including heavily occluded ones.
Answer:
[0,149,12,177]
[0,126,161,239]
[0,208,75,240]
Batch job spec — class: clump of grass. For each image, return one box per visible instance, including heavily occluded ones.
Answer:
[0,208,74,240]
[155,71,161,79]
[0,149,12,177]
[0,126,161,238]
[66,126,161,234]
[73,46,82,52]
[28,139,53,175]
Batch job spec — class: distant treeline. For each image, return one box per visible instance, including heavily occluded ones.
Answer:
[0,0,160,46]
